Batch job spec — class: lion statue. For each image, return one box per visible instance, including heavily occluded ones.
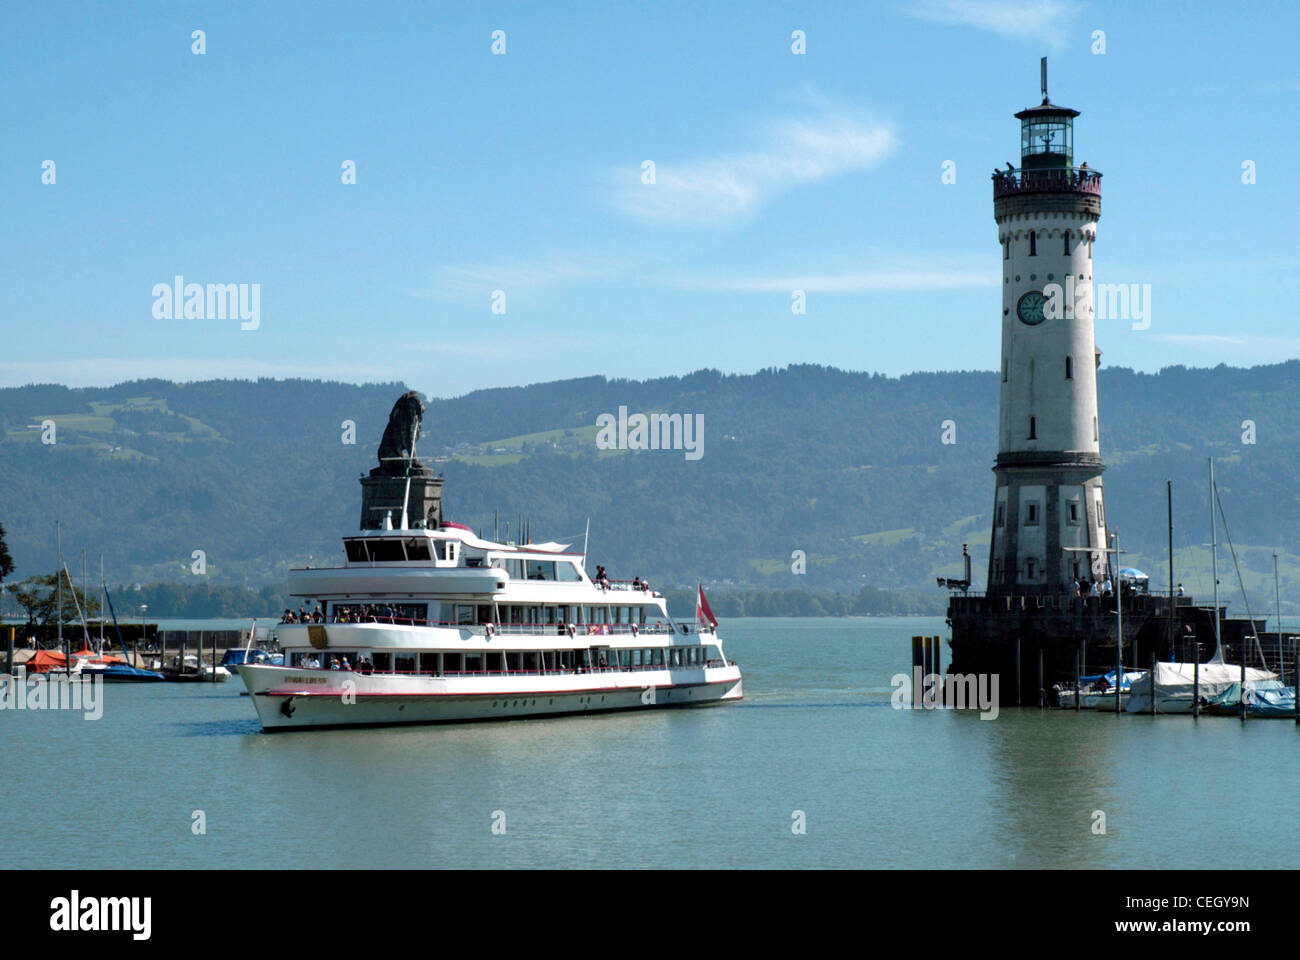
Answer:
[373,391,426,475]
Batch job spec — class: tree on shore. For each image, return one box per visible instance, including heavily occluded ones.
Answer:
[5,572,101,634]
[0,523,13,587]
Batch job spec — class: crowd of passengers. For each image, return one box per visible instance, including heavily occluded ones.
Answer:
[281,603,406,624]
[593,566,653,593]
[294,652,376,673]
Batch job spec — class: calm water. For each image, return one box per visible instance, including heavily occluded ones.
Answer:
[3,616,1298,869]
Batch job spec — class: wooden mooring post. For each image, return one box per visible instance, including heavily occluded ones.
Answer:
[1015,635,1021,707]
[933,636,943,707]
[911,636,923,708]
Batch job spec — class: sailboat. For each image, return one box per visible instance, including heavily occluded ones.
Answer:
[74,557,164,682]
[1127,461,1276,714]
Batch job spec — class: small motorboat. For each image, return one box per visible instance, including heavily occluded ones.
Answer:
[161,654,231,683]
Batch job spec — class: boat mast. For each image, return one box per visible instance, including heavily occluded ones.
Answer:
[1210,457,1222,662]
[57,520,66,678]
[1167,480,1174,662]
[1275,552,1283,677]
[400,422,418,531]
[1113,531,1122,714]
[99,554,105,650]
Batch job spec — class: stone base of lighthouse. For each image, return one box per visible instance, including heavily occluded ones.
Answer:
[987,451,1107,593]
[945,593,1266,707]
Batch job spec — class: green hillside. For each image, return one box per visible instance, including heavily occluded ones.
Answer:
[2,363,1299,616]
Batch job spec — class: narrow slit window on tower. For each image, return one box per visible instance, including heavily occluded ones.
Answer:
[1065,356,1073,380]
[1004,239,1010,260]
[1029,416,1037,440]
[1093,415,1099,442]
[1002,359,1008,382]
[1025,503,1039,526]
[1025,558,1036,579]
[1063,231,1070,255]
[1028,230,1037,256]
[1088,240,1093,260]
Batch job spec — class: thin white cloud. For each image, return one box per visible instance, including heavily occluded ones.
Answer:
[903,0,1079,50]
[0,356,395,388]
[607,112,898,227]
[425,256,618,302]
[1151,334,1246,346]
[659,259,993,293]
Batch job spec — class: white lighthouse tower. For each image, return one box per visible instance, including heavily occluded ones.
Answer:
[987,61,1108,594]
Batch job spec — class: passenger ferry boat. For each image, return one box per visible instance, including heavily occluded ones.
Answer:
[238,520,743,731]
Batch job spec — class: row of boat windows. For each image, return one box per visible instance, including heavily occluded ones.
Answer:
[345,538,450,563]
[288,645,722,673]
[489,558,583,581]
[328,602,654,626]
[340,538,585,583]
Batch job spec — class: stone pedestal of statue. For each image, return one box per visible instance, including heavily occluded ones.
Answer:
[359,469,444,531]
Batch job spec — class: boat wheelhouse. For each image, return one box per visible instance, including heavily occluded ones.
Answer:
[239,521,743,730]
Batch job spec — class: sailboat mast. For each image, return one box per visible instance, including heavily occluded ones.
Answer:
[1276,553,1283,677]
[1167,480,1174,661]
[99,554,105,648]
[1210,457,1221,657]
[57,520,66,677]
[1114,531,1123,715]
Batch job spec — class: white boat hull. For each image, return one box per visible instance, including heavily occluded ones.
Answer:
[238,663,743,731]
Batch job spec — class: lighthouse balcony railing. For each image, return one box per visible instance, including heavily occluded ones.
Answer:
[992,166,1101,198]
[947,591,1169,619]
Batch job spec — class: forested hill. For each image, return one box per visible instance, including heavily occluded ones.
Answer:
[2,362,1299,610]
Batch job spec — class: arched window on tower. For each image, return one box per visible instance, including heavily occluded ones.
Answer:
[1029,231,1037,256]
[1063,231,1070,255]
[1029,416,1037,440]
[1065,356,1073,380]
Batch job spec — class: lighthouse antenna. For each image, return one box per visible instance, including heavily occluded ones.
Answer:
[1041,56,1048,102]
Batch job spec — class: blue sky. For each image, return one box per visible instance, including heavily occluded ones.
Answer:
[2,0,1297,397]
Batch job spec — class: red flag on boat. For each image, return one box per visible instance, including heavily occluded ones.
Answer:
[696,582,718,631]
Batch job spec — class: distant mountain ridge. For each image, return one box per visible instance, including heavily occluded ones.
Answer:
[2,362,1299,612]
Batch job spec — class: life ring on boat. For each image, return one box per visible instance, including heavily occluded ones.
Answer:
[566,623,577,639]
[484,623,496,639]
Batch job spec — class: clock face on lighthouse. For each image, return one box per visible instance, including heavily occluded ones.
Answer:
[1016,290,1047,325]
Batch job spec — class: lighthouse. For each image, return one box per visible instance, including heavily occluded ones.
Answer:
[947,63,1263,705]
[986,60,1107,594]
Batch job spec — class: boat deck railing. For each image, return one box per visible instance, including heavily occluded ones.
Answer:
[281,617,712,637]
[279,659,737,678]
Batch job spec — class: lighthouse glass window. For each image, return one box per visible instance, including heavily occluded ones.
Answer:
[1021,117,1072,160]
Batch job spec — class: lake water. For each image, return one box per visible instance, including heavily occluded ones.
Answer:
[3,616,1298,869]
